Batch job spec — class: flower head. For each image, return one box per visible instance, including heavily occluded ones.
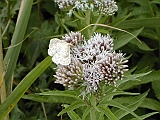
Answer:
[51,32,128,95]
[72,33,114,63]
[62,31,84,46]
[83,63,103,93]
[54,58,83,90]
[54,0,75,9]
[54,0,94,16]
[96,52,128,86]
[54,0,118,16]
[94,0,118,15]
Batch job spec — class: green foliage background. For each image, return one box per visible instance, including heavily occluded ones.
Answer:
[0,0,160,119]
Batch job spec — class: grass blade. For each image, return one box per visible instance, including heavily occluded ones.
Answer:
[0,56,52,119]
[4,0,33,90]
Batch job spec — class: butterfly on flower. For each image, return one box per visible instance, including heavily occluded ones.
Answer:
[48,38,72,65]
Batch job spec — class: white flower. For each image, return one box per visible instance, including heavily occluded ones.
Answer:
[62,31,84,46]
[72,33,114,62]
[54,0,95,16]
[54,0,75,9]
[53,32,128,95]
[54,58,83,90]
[94,0,118,15]
[83,63,103,93]
[54,0,118,16]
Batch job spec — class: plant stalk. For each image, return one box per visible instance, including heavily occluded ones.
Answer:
[0,20,8,120]
[4,0,33,91]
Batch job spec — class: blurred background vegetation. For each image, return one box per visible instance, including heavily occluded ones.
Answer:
[1,0,160,119]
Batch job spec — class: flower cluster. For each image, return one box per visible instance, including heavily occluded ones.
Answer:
[72,33,114,63]
[96,52,128,86]
[54,0,75,9]
[62,31,84,46]
[94,0,118,15]
[51,31,128,94]
[54,0,118,16]
[54,58,83,90]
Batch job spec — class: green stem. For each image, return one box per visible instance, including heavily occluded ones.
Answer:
[0,20,8,120]
[0,20,4,89]
[91,14,102,35]
[6,0,11,21]
[0,23,6,104]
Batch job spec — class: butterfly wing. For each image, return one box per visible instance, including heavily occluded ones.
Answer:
[48,38,61,56]
[48,38,71,65]
[52,42,71,65]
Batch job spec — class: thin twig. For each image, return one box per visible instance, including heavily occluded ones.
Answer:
[79,23,141,43]
[41,102,48,120]
[3,29,36,49]
[2,19,11,37]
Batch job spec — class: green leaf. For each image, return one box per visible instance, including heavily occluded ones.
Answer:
[140,29,159,41]
[112,13,131,26]
[98,112,105,120]
[90,108,97,120]
[10,105,26,120]
[117,71,151,87]
[23,94,79,104]
[10,0,21,15]
[98,106,118,120]
[73,11,85,20]
[117,17,160,29]
[58,101,85,116]
[95,29,109,34]
[152,80,160,100]
[120,70,160,90]
[42,1,56,16]
[128,0,149,5]
[67,110,82,120]
[90,95,100,112]
[112,92,160,117]
[128,0,152,18]
[82,106,92,120]
[100,91,139,101]
[4,0,33,90]
[141,98,160,112]
[114,28,143,50]
[130,112,158,120]
[37,90,82,101]
[136,54,158,71]
[129,39,153,51]
[113,97,160,113]
[113,91,148,119]
[0,56,52,119]
[110,101,142,120]
[151,0,160,4]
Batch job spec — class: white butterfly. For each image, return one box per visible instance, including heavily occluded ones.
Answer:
[48,38,72,65]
